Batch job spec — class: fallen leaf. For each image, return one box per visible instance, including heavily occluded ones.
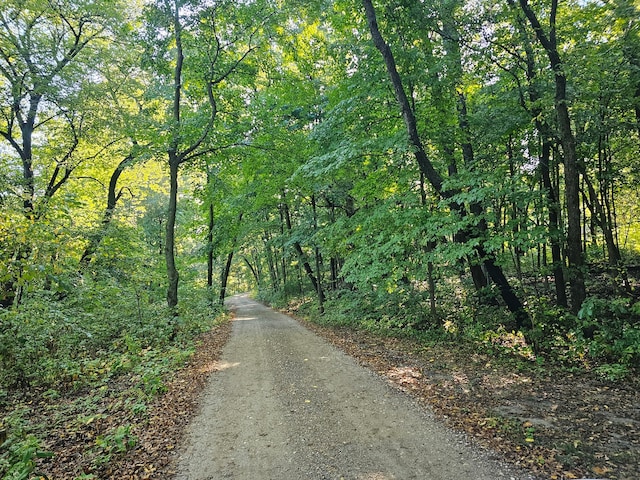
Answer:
[592,466,611,475]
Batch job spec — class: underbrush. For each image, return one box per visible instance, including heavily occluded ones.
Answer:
[0,279,225,479]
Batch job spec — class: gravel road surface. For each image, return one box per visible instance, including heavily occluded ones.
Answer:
[174,294,535,480]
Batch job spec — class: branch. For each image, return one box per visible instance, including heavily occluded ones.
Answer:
[116,186,134,202]
[0,129,24,158]
[517,0,556,53]
[180,81,217,161]
[75,176,106,188]
[182,141,245,164]
[211,42,260,87]
[550,0,558,47]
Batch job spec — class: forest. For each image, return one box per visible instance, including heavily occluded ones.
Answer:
[1,0,639,478]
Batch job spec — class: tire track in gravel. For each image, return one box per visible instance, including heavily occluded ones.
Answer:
[174,294,536,480]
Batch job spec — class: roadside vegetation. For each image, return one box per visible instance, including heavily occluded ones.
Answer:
[286,293,640,480]
[2,0,639,478]
[0,276,225,479]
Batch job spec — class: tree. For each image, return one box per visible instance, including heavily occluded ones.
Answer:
[361,0,531,330]
[0,0,129,217]
[512,0,586,313]
[78,47,154,266]
[141,0,262,309]
[0,0,130,304]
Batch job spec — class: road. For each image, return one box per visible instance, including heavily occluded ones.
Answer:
[174,294,533,480]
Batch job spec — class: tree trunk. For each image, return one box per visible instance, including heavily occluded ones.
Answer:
[165,158,180,310]
[206,169,215,289]
[312,195,325,314]
[80,154,135,266]
[541,142,568,306]
[207,200,214,288]
[263,231,279,291]
[362,0,530,329]
[220,211,245,303]
[219,250,234,304]
[243,256,260,287]
[580,169,621,266]
[517,0,586,313]
[164,0,184,310]
[511,3,568,307]
[282,195,325,304]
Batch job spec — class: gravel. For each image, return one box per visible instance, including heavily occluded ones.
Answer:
[174,294,537,480]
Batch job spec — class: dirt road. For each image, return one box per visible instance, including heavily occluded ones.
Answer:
[174,294,534,480]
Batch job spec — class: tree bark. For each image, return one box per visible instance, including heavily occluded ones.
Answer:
[165,0,184,310]
[509,3,568,306]
[243,256,261,287]
[282,195,325,305]
[516,0,586,313]
[165,157,180,310]
[441,11,491,293]
[541,143,568,306]
[220,212,244,303]
[206,169,215,288]
[580,167,621,266]
[311,194,325,314]
[207,200,215,288]
[263,229,279,291]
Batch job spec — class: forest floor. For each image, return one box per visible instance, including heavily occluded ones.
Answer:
[27,296,639,479]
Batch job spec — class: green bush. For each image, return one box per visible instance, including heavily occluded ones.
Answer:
[1,277,225,478]
[576,297,640,372]
[0,275,221,391]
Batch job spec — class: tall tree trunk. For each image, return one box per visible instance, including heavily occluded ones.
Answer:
[219,250,234,304]
[580,168,622,266]
[165,0,184,310]
[516,0,586,313]
[282,195,325,305]
[541,142,568,306]
[207,200,214,288]
[278,206,287,293]
[165,158,180,310]
[243,256,260,287]
[511,4,568,307]
[219,212,244,303]
[206,167,215,289]
[362,0,530,329]
[263,230,279,291]
[311,194,325,314]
